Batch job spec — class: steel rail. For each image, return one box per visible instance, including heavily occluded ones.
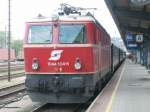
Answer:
[0,72,25,80]
[0,83,26,100]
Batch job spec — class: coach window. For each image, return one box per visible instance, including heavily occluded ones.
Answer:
[28,25,52,44]
[59,24,86,44]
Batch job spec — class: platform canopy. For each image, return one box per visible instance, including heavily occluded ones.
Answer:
[105,0,150,44]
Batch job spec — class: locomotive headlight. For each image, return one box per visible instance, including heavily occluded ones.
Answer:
[74,62,81,70]
[74,57,82,70]
[32,58,39,70]
[32,63,39,70]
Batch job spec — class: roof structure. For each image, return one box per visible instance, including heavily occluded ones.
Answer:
[28,15,95,23]
[105,0,150,42]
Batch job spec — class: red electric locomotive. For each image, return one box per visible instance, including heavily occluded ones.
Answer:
[24,4,111,103]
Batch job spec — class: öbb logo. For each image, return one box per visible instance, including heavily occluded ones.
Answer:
[49,50,63,61]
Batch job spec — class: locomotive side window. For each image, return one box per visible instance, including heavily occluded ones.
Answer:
[28,25,52,44]
[59,24,86,44]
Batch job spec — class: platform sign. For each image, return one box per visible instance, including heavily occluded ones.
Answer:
[136,34,143,43]
[126,33,133,40]
[125,33,138,49]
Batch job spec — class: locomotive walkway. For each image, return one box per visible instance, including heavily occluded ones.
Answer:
[86,59,150,112]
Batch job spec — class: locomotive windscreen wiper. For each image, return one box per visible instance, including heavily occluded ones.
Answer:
[44,40,51,42]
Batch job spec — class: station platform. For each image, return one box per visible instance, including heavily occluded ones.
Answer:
[86,59,150,112]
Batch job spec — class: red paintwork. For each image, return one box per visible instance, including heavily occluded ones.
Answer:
[24,20,111,75]
[24,46,94,73]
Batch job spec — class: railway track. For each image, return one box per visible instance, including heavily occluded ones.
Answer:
[0,63,24,68]
[0,83,26,100]
[31,103,84,112]
[0,71,25,80]
[0,67,24,73]
[30,98,93,112]
[0,82,26,109]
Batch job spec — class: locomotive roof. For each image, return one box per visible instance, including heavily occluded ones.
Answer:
[27,14,96,23]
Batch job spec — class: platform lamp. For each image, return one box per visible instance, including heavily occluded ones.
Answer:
[8,0,11,82]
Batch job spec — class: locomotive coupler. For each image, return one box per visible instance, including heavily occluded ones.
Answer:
[52,76,63,93]
[84,87,92,97]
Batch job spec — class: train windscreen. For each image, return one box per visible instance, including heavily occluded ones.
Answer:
[59,24,86,44]
[28,25,52,44]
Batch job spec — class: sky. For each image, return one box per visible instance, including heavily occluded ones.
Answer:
[0,0,121,41]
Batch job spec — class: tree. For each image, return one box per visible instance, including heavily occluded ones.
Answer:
[0,31,7,48]
[11,39,23,57]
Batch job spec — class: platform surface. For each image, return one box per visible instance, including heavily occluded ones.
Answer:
[86,59,150,112]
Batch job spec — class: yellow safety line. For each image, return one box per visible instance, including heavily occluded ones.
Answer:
[105,63,126,112]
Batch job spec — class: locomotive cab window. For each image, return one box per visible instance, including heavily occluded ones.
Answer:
[28,25,52,44]
[59,24,86,44]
